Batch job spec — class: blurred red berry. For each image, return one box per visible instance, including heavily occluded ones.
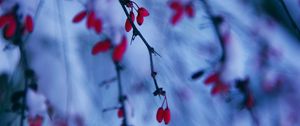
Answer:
[94,19,103,34]
[204,73,219,85]
[72,10,87,23]
[170,1,195,25]
[117,108,124,118]
[170,1,183,11]
[211,83,229,95]
[246,94,254,108]
[86,11,95,29]
[25,15,34,33]
[113,36,127,62]
[170,1,184,25]
[28,115,43,126]
[0,15,10,28]
[4,18,16,39]
[91,39,111,55]
[185,4,194,18]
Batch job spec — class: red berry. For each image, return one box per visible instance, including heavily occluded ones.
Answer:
[125,19,132,32]
[170,1,184,25]
[91,39,111,55]
[4,19,16,39]
[136,14,144,25]
[28,115,43,126]
[170,1,183,11]
[72,10,87,23]
[211,83,229,95]
[117,108,124,118]
[94,19,102,34]
[25,15,34,33]
[112,36,127,62]
[204,73,219,85]
[171,10,184,25]
[246,94,254,108]
[125,11,134,32]
[138,7,149,17]
[86,11,95,29]
[156,107,164,123]
[0,15,10,28]
[185,4,195,18]
[163,107,171,125]
[130,11,135,22]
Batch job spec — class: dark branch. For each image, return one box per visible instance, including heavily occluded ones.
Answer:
[200,0,226,63]
[114,62,128,126]
[118,0,165,97]
[279,0,300,37]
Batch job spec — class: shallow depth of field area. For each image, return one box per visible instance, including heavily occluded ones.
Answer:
[1,0,300,126]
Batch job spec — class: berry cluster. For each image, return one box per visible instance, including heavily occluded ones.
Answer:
[91,35,127,62]
[124,1,150,32]
[169,1,195,25]
[0,5,34,42]
[156,96,171,125]
[204,72,229,95]
[73,9,103,34]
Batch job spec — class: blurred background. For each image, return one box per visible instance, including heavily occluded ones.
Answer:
[1,0,300,126]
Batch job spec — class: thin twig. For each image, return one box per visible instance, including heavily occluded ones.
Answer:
[114,62,128,126]
[56,0,72,123]
[99,77,117,87]
[200,0,226,63]
[279,0,300,36]
[118,0,165,97]
[19,1,44,126]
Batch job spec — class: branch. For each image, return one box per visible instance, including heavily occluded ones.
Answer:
[114,62,128,126]
[279,0,300,36]
[14,1,44,125]
[200,0,226,63]
[118,0,165,97]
